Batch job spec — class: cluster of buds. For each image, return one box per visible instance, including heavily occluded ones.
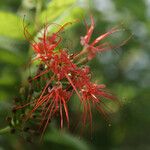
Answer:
[10,16,124,141]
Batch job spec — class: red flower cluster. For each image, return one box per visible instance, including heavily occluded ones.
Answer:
[16,16,121,139]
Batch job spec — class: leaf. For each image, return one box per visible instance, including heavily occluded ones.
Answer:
[55,7,85,24]
[114,0,146,21]
[0,11,24,39]
[45,129,90,150]
[0,36,28,54]
[0,68,17,86]
[40,0,77,24]
[0,49,24,66]
[36,7,85,40]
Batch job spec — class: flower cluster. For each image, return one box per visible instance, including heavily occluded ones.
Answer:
[12,16,122,140]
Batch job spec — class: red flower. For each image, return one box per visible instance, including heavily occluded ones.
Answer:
[50,50,76,80]
[31,22,72,63]
[70,66,91,89]
[21,81,72,140]
[79,82,116,131]
[14,16,124,140]
[80,15,120,60]
[65,65,117,129]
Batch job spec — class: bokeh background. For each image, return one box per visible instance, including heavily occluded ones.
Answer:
[0,0,149,150]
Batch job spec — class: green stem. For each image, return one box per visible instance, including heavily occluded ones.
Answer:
[73,47,87,60]
[76,57,88,66]
[0,126,11,134]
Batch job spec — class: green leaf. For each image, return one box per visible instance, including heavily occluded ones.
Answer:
[36,7,85,40]
[0,49,24,66]
[0,69,16,86]
[0,36,28,54]
[45,129,90,150]
[114,0,146,21]
[40,0,77,24]
[0,11,24,39]
[55,7,85,24]
[0,126,11,134]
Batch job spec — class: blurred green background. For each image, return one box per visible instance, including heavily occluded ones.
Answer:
[0,0,149,150]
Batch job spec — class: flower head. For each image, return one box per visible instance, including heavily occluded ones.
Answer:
[49,50,76,80]
[80,15,121,60]
[12,16,127,141]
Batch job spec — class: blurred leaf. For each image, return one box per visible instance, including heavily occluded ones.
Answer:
[36,7,85,41]
[0,11,24,39]
[0,49,24,66]
[0,36,28,54]
[0,66,19,101]
[0,70,16,86]
[45,129,90,150]
[40,0,77,23]
[0,91,8,101]
[114,0,146,21]
[55,7,85,24]
[0,0,21,11]
[113,84,137,103]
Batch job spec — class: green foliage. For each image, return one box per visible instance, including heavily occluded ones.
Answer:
[114,0,146,21]
[0,11,24,39]
[45,129,90,150]
[40,0,77,23]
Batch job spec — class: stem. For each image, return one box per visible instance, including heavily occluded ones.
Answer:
[0,126,11,134]
[73,47,87,60]
[76,57,88,66]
